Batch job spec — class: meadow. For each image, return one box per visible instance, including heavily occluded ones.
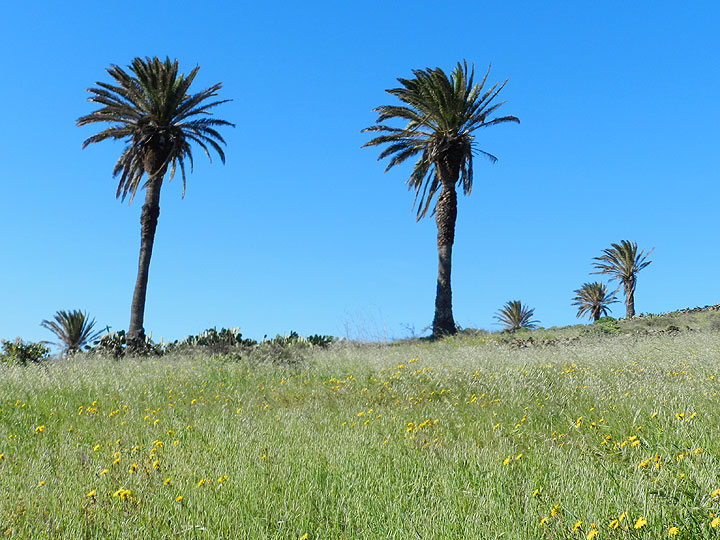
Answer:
[2,331,720,539]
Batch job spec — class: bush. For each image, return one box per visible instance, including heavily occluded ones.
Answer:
[1,339,50,365]
[306,334,338,347]
[90,330,164,358]
[248,332,337,366]
[89,327,337,363]
[166,327,257,355]
[589,319,622,335]
[594,316,616,325]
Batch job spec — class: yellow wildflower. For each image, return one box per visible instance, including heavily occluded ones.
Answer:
[573,520,582,531]
[112,489,131,499]
[668,526,679,535]
[634,516,647,529]
[712,517,720,528]
[587,529,598,540]
[298,534,308,540]
[175,495,183,502]
[38,480,45,486]
[164,477,171,485]
[86,490,95,497]
[539,517,547,526]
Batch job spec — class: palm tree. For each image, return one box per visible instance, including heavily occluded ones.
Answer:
[494,300,538,332]
[592,240,653,318]
[363,61,518,338]
[572,282,616,322]
[77,57,233,354]
[41,310,105,356]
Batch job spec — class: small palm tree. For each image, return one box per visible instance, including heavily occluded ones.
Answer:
[41,310,105,356]
[572,282,616,322]
[592,240,653,318]
[363,61,518,338]
[78,57,233,354]
[494,300,538,332]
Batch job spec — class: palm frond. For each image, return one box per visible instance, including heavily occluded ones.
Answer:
[572,282,617,321]
[78,56,235,202]
[591,240,654,288]
[363,60,518,219]
[494,300,539,332]
[40,310,105,355]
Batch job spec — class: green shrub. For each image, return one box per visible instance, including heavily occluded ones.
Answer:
[306,334,337,347]
[590,319,622,335]
[248,332,337,365]
[90,330,163,358]
[0,338,50,365]
[167,327,256,355]
[594,316,616,325]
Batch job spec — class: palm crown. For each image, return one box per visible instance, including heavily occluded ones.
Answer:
[41,310,105,355]
[77,56,233,202]
[363,61,519,218]
[572,282,616,322]
[592,240,653,318]
[495,300,539,332]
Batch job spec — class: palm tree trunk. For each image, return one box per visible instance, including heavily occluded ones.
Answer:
[624,283,635,318]
[432,182,458,338]
[127,175,162,354]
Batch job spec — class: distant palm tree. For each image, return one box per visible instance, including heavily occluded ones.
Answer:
[363,61,518,338]
[592,240,653,318]
[41,310,105,356]
[78,57,233,354]
[572,282,616,322]
[495,300,538,332]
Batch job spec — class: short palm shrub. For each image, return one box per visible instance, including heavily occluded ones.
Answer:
[572,282,617,322]
[494,300,539,332]
[40,310,104,356]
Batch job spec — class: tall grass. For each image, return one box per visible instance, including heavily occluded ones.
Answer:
[1,333,720,538]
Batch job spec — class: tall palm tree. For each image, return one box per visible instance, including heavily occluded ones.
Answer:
[494,300,538,332]
[41,310,105,356]
[363,61,518,338]
[77,57,233,354]
[572,282,616,322]
[592,240,653,318]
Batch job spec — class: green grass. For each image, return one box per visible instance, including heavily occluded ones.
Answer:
[2,332,720,539]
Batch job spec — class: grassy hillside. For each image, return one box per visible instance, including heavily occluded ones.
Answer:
[451,304,720,345]
[2,329,720,538]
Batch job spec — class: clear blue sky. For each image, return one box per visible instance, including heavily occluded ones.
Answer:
[2,2,718,344]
